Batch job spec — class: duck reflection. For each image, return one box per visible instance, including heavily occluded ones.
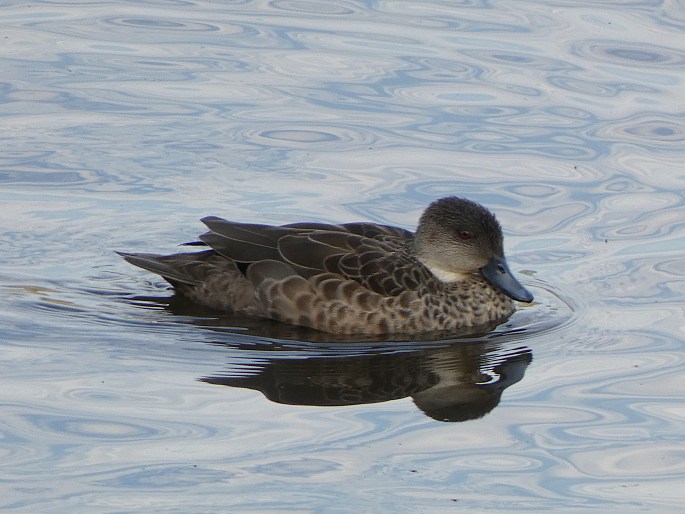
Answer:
[201,333,531,423]
[133,295,532,422]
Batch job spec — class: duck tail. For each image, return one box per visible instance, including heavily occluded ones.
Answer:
[116,251,205,286]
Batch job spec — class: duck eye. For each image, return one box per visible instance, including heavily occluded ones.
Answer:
[458,230,472,240]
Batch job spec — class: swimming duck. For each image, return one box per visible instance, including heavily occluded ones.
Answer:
[119,197,533,335]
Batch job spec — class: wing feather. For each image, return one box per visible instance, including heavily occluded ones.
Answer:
[199,217,288,262]
[183,217,425,298]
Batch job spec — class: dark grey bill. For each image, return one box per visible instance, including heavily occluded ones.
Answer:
[480,256,534,303]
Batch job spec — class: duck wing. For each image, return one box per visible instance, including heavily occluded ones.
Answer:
[277,230,428,296]
[287,221,413,240]
[334,222,413,240]
[199,217,288,262]
[198,217,357,262]
[198,217,425,296]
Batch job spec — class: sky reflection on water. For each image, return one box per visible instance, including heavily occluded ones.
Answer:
[1,0,684,511]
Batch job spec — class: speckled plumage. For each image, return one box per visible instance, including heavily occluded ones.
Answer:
[119,197,533,335]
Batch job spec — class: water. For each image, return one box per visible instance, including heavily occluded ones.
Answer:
[1,0,684,511]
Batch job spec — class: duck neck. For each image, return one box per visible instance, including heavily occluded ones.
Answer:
[418,257,470,284]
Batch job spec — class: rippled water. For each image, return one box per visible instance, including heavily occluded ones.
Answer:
[2,1,684,511]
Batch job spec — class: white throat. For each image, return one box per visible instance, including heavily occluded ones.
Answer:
[423,262,470,284]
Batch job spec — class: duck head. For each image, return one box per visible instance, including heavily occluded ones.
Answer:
[414,197,533,303]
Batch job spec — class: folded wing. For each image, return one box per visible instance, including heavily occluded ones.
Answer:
[198,217,427,297]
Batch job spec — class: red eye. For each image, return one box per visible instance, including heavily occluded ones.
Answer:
[459,230,472,240]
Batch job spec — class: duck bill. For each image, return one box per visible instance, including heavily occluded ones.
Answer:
[480,256,533,303]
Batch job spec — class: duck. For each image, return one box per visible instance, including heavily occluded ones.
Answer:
[118,196,533,335]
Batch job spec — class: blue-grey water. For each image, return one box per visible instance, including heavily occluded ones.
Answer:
[1,1,684,511]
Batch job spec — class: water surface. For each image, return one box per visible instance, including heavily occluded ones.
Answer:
[1,0,684,511]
